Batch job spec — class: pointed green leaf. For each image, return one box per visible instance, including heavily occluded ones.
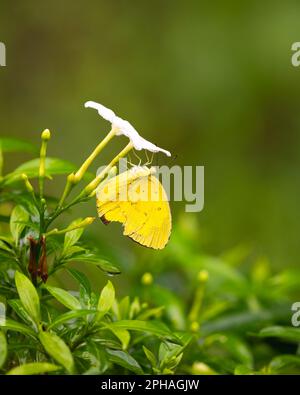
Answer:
[63,219,84,253]
[105,324,130,350]
[47,310,96,329]
[268,355,300,374]
[39,331,74,373]
[258,326,300,343]
[67,268,91,295]
[7,362,60,375]
[70,254,121,275]
[15,271,40,324]
[45,285,81,311]
[143,346,157,367]
[97,281,115,314]
[8,299,37,330]
[0,239,13,253]
[109,320,175,339]
[106,349,143,374]
[10,206,29,244]
[5,157,93,182]
[0,318,37,338]
[0,137,37,153]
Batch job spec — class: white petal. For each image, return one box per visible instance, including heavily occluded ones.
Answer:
[85,101,171,157]
[84,101,116,123]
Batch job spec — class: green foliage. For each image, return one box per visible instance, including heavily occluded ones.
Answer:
[0,137,37,154]
[39,332,74,374]
[0,133,299,375]
[0,331,7,369]
[7,362,60,375]
[15,271,41,325]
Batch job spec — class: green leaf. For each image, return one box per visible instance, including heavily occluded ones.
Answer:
[7,362,60,375]
[8,299,37,329]
[201,305,290,335]
[10,158,77,178]
[5,157,94,183]
[67,268,91,295]
[268,355,300,374]
[75,340,109,374]
[61,245,86,259]
[10,206,29,244]
[97,281,115,314]
[0,330,7,369]
[0,239,14,253]
[45,285,81,311]
[119,296,130,319]
[109,320,176,339]
[143,346,157,367]
[106,349,143,374]
[15,271,40,324]
[0,318,37,338]
[47,310,96,329]
[257,326,300,343]
[105,324,130,350]
[71,254,121,275]
[39,331,74,373]
[203,334,253,368]
[0,137,37,153]
[63,219,85,253]
[158,341,184,373]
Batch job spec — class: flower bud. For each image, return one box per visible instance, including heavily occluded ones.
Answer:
[197,270,209,283]
[80,217,95,227]
[41,129,51,141]
[141,272,153,286]
[190,321,200,332]
[21,173,34,193]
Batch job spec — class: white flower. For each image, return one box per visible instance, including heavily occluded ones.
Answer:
[84,101,171,157]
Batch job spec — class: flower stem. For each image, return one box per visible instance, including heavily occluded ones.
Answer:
[46,142,133,230]
[79,142,133,198]
[57,128,116,209]
[39,129,51,199]
[74,128,116,182]
[188,270,209,323]
[45,217,95,237]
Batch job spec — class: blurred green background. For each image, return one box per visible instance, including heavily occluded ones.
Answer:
[1,0,300,274]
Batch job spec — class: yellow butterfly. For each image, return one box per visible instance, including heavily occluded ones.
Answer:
[96,166,171,249]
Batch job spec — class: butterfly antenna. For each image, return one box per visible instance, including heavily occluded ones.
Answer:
[132,149,142,166]
[150,152,154,165]
[145,150,149,165]
[145,151,154,166]
[127,152,133,167]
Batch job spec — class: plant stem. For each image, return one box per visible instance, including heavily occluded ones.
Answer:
[46,142,133,230]
[57,128,116,209]
[78,142,133,199]
[74,128,116,182]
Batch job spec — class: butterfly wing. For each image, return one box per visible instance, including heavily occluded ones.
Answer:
[122,175,171,249]
[96,169,171,249]
[96,171,130,224]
